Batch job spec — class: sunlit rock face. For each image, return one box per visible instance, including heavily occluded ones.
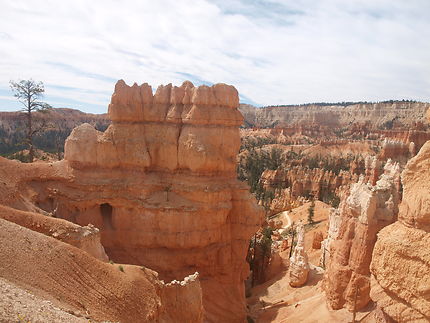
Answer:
[371,139,430,322]
[324,160,400,311]
[60,80,264,322]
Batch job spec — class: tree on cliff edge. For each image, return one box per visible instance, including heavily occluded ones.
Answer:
[307,199,315,225]
[10,79,51,162]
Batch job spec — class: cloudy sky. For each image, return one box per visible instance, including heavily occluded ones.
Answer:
[0,0,429,113]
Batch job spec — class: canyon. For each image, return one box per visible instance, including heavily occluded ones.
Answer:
[1,84,430,322]
[241,102,430,322]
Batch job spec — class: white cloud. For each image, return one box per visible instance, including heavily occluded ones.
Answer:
[0,0,429,112]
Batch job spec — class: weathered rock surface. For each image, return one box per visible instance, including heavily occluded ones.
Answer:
[319,205,343,269]
[371,140,430,322]
[379,128,430,154]
[240,102,430,129]
[289,222,310,287]
[65,80,243,172]
[0,218,203,323]
[1,80,263,322]
[324,160,400,311]
[0,204,108,262]
[312,231,324,249]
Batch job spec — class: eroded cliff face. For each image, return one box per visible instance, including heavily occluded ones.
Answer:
[8,80,263,322]
[371,140,430,322]
[240,102,430,129]
[323,161,400,311]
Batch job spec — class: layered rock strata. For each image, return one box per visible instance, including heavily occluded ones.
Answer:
[371,140,430,322]
[240,102,430,129]
[7,80,263,322]
[289,222,310,287]
[324,160,400,311]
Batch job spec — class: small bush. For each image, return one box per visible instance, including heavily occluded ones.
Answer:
[118,265,124,272]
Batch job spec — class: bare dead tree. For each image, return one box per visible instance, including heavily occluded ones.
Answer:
[9,79,51,162]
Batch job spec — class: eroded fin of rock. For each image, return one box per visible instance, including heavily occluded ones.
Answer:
[323,160,400,311]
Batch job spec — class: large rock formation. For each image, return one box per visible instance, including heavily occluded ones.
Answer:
[324,160,400,311]
[65,80,243,172]
[1,80,263,322]
[289,222,310,287]
[371,140,430,322]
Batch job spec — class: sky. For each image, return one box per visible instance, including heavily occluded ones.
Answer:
[0,0,429,113]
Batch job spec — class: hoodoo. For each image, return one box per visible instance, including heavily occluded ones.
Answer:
[323,161,400,311]
[289,221,310,287]
[1,80,263,322]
